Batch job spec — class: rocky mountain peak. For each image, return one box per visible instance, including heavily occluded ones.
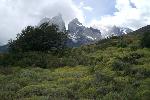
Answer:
[38,17,50,25]
[68,18,84,33]
[51,13,63,22]
[70,18,82,26]
[38,14,66,32]
[91,25,133,38]
[38,16,133,47]
[67,18,102,46]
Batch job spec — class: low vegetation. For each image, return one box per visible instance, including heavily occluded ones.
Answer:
[0,24,150,100]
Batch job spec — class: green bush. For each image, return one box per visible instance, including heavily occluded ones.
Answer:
[117,39,128,48]
[17,84,75,99]
[141,32,150,48]
[112,60,130,71]
[119,52,144,64]
[0,91,16,100]
[9,24,68,54]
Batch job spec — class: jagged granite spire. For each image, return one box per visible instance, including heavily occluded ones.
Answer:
[92,25,133,38]
[38,14,66,32]
[67,18,102,46]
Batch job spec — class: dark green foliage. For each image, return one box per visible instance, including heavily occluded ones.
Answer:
[117,38,128,48]
[119,52,144,64]
[112,60,130,71]
[0,53,23,67]
[9,23,68,54]
[141,32,150,48]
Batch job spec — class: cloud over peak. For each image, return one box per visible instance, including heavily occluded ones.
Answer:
[0,0,150,44]
[0,0,85,43]
[90,0,150,30]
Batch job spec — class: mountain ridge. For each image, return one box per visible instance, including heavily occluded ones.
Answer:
[67,18,102,46]
[38,14,66,32]
[0,15,149,53]
[38,14,133,46]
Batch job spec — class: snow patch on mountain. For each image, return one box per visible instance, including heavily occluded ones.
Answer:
[68,18,102,45]
[92,25,133,38]
[38,14,133,47]
[86,36,95,40]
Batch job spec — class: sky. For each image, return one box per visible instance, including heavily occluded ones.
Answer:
[0,0,150,44]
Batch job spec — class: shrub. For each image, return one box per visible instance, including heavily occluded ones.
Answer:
[117,39,128,48]
[136,79,150,100]
[9,24,68,54]
[17,84,74,99]
[112,60,130,71]
[120,52,144,64]
[141,32,150,48]
[0,91,16,100]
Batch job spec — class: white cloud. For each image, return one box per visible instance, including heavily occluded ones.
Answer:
[79,1,84,8]
[1,0,150,44]
[79,1,93,12]
[83,6,93,12]
[90,0,150,30]
[0,0,85,44]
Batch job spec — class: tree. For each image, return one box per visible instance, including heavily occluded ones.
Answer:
[141,32,150,48]
[9,23,68,54]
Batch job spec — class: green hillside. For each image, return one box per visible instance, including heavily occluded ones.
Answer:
[0,26,150,100]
